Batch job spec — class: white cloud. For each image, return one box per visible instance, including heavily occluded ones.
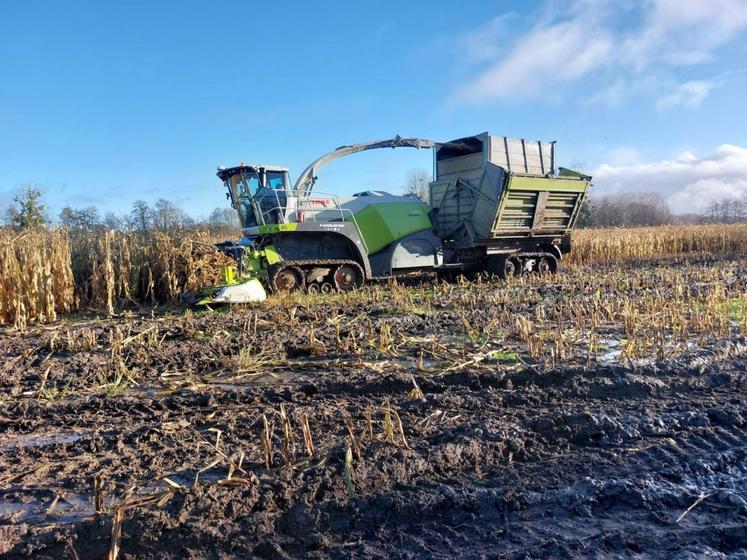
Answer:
[624,0,747,68]
[586,79,627,108]
[656,80,717,110]
[454,0,747,106]
[456,4,612,102]
[592,144,747,213]
[460,14,516,63]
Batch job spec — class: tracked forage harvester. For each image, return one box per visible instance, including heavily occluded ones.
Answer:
[203,132,590,302]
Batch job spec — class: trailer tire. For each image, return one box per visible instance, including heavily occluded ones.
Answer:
[538,257,552,275]
[486,255,517,280]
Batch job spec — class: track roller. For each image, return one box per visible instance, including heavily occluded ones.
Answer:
[306,283,320,294]
[485,254,518,280]
[269,264,305,292]
[269,259,365,294]
[333,263,364,291]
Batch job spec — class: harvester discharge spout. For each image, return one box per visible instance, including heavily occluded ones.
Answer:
[294,136,438,195]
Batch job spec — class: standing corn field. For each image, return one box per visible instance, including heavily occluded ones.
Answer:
[0,228,75,329]
[567,224,747,266]
[0,228,232,327]
[68,230,232,312]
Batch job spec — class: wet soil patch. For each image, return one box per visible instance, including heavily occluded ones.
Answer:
[1,257,746,558]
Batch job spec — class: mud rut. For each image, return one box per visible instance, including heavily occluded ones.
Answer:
[1,257,746,559]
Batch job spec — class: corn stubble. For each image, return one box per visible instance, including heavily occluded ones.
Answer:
[1,224,744,328]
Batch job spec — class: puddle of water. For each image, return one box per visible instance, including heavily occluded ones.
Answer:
[205,365,342,388]
[208,371,305,389]
[592,336,699,365]
[0,493,94,524]
[404,356,436,370]
[48,494,95,523]
[0,500,30,518]
[599,348,623,364]
[598,348,656,366]
[0,431,86,452]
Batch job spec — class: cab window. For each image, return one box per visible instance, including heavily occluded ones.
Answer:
[266,171,286,190]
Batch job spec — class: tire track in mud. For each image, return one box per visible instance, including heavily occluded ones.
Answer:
[307,389,747,558]
[1,332,745,557]
[399,355,747,557]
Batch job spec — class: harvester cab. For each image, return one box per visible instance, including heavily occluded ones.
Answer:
[198,132,591,305]
[218,164,294,234]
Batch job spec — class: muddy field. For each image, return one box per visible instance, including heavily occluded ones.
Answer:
[1,256,746,559]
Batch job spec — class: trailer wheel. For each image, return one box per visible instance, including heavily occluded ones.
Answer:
[538,255,558,276]
[538,257,551,275]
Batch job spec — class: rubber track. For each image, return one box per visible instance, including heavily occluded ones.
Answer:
[269,259,365,290]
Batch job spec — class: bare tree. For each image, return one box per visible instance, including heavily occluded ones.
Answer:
[59,205,101,230]
[589,192,671,227]
[103,212,127,230]
[208,207,240,228]
[152,199,194,230]
[130,200,152,232]
[402,169,431,203]
[702,197,746,224]
[735,199,746,222]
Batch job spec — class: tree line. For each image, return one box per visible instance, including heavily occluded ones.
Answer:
[576,192,746,228]
[576,192,672,228]
[2,185,239,231]
[702,199,747,224]
[2,182,745,232]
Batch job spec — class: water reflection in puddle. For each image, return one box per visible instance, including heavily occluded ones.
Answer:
[0,492,94,524]
[0,431,86,452]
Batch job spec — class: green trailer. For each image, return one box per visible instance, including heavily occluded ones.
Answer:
[201,132,591,302]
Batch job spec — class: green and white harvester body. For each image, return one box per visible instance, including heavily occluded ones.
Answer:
[201,132,591,303]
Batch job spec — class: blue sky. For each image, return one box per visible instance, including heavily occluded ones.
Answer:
[1,0,746,218]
